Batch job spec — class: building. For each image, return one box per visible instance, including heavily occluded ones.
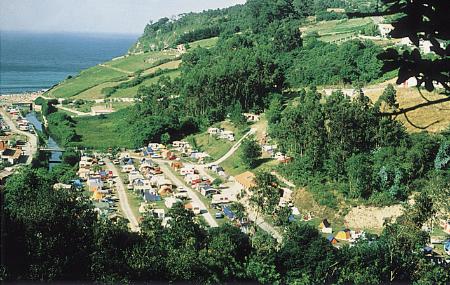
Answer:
[91,105,114,116]
[177,44,187,54]
[1,148,22,164]
[326,8,345,13]
[378,24,394,38]
[235,171,256,190]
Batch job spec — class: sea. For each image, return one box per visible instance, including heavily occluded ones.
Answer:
[0,31,138,94]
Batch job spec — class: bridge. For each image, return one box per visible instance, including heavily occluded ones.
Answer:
[39,147,65,152]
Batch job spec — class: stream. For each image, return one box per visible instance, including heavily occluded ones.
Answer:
[26,112,62,169]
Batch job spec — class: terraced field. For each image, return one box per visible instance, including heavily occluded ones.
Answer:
[301,17,374,42]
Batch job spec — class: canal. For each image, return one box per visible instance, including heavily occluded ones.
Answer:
[26,112,62,169]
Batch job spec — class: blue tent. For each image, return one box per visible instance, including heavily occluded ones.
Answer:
[127,159,133,165]
[288,214,296,222]
[444,240,450,252]
[423,246,433,255]
[144,192,161,202]
[222,206,235,220]
[71,179,83,188]
[327,235,337,244]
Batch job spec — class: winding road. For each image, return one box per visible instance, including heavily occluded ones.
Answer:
[104,159,140,232]
[194,127,283,241]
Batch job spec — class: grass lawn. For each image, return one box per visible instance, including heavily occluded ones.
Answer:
[48,65,128,98]
[187,120,248,162]
[73,80,128,100]
[140,60,181,76]
[104,50,179,73]
[112,69,181,98]
[71,111,134,149]
[55,107,79,117]
[189,37,219,49]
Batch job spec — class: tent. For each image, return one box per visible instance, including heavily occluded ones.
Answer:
[336,229,351,240]
[92,191,103,201]
[320,219,331,229]
[444,240,450,255]
[423,246,433,255]
[143,192,161,202]
[222,206,235,220]
[327,235,338,244]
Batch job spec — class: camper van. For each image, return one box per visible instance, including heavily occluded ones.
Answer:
[121,165,136,173]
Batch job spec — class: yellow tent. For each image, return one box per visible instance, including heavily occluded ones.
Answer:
[335,230,351,240]
[92,191,103,201]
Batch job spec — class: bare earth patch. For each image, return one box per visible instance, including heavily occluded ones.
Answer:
[345,205,404,230]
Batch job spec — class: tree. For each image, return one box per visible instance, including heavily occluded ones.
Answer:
[379,0,450,93]
[245,231,280,284]
[62,149,80,166]
[345,153,373,198]
[249,172,280,216]
[2,168,97,281]
[276,223,337,284]
[378,83,399,112]
[240,138,262,168]
[229,101,247,127]
[266,93,283,126]
[160,132,170,145]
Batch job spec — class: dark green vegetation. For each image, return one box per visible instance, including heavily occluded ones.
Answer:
[133,0,381,52]
[379,0,449,94]
[48,0,386,149]
[270,86,450,207]
[1,166,448,284]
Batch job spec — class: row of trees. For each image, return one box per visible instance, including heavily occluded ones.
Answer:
[1,166,448,284]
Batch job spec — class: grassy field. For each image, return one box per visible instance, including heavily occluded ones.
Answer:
[140,60,181,76]
[72,81,127,100]
[112,69,181,98]
[189,37,219,49]
[71,111,133,149]
[47,66,129,98]
[366,87,450,133]
[105,50,179,73]
[45,35,221,101]
[301,17,373,42]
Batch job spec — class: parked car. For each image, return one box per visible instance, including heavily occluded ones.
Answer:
[215,212,224,219]
[113,159,120,165]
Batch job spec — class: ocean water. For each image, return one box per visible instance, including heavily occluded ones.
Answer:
[0,31,138,94]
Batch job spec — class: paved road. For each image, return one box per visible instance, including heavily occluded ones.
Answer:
[0,108,38,164]
[157,161,218,227]
[55,105,91,117]
[104,159,140,232]
[193,127,282,241]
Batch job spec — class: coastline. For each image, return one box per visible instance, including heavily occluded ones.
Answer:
[0,90,45,105]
